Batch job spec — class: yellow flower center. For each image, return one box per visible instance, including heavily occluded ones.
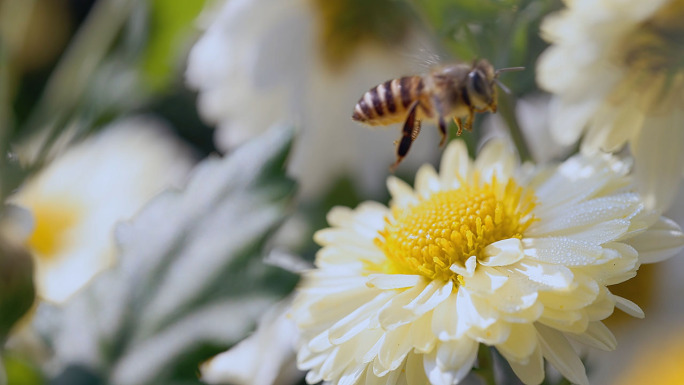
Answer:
[27,199,82,260]
[375,174,536,283]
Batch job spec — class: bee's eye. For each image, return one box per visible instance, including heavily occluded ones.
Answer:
[468,71,488,96]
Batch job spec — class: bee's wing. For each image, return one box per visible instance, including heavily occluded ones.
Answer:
[395,35,446,73]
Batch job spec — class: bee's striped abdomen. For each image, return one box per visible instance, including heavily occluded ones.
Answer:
[352,76,424,126]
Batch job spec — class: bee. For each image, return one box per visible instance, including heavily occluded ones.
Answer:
[352,59,524,170]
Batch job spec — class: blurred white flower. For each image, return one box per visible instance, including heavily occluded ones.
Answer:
[537,0,684,212]
[186,0,438,197]
[481,93,574,163]
[201,299,302,385]
[10,117,194,304]
[292,139,684,385]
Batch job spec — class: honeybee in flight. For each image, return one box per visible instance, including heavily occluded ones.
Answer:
[352,59,524,170]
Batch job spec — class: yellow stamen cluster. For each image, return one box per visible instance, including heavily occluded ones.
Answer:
[28,200,82,260]
[376,174,536,283]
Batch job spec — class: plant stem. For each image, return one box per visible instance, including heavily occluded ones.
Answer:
[498,92,532,162]
[475,344,497,385]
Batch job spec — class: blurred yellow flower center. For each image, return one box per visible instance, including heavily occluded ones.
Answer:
[376,174,536,283]
[28,200,82,260]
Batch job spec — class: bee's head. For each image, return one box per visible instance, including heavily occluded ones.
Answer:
[467,60,525,111]
[466,59,497,108]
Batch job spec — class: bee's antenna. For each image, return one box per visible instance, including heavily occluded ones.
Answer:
[495,79,512,94]
[495,67,525,78]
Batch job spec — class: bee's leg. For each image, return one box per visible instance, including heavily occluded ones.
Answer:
[453,117,463,136]
[438,116,447,147]
[464,108,475,132]
[392,101,421,171]
[490,99,498,113]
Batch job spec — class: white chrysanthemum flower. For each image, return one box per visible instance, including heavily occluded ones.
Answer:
[201,299,303,385]
[10,117,194,303]
[186,0,435,197]
[292,139,684,385]
[537,0,684,212]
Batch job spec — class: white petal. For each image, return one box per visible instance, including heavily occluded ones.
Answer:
[424,339,478,385]
[377,281,427,330]
[366,274,422,290]
[431,293,459,340]
[512,260,574,290]
[503,346,544,385]
[566,321,616,351]
[523,237,604,266]
[495,323,538,362]
[439,140,471,187]
[415,164,441,198]
[628,216,684,263]
[450,256,477,277]
[612,294,644,318]
[375,324,414,375]
[475,139,517,182]
[327,292,394,345]
[529,194,641,241]
[387,176,418,208]
[632,111,684,212]
[455,288,498,335]
[536,324,589,385]
[481,238,524,266]
[404,280,453,315]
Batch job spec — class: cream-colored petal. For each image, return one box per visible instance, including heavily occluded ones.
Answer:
[424,339,478,385]
[374,324,414,375]
[408,313,437,354]
[528,194,641,241]
[537,272,599,311]
[366,274,422,290]
[404,280,452,316]
[481,238,524,266]
[326,292,394,346]
[474,139,517,182]
[387,176,418,208]
[439,140,471,187]
[512,260,574,290]
[632,111,684,212]
[404,352,429,384]
[414,164,440,198]
[612,294,644,318]
[566,321,616,351]
[462,266,509,293]
[502,345,544,385]
[455,288,499,336]
[523,237,604,266]
[431,292,459,340]
[377,281,428,330]
[467,320,511,345]
[495,323,538,362]
[627,216,684,263]
[536,324,589,385]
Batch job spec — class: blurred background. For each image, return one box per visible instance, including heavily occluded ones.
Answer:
[1,0,684,384]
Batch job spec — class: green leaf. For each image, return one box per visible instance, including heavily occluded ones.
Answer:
[141,0,207,92]
[2,354,44,385]
[41,125,297,384]
[0,219,35,342]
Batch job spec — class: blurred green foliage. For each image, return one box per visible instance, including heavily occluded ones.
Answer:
[3,354,43,385]
[0,239,34,344]
[410,0,561,94]
[141,0,207,92]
